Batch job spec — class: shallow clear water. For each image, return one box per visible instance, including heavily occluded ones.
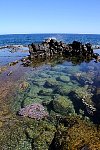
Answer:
[0,47,29,66]
[12,57,100,124]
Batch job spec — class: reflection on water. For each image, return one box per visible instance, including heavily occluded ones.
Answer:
[0,56,100,149]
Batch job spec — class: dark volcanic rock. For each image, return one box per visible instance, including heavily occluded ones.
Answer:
[28,38,96,59]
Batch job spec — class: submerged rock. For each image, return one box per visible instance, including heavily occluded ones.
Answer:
[56,75,70,82]
[49,116,100,150]
[44,78,58,88]
[53,95,75,115]
[25,120,56,150]
[19,81,29,91]
[18,103,48,120]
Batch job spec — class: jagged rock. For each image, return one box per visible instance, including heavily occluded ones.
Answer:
[28,39,95,59]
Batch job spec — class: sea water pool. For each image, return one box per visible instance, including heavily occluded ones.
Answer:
[0,54,100,149]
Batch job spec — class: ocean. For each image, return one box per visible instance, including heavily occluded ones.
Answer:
[0,34,100,46]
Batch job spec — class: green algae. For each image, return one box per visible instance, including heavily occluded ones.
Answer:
[56,75,70,83]
[49,116,100,150]
[53,95,75,115]
[25,120,56,150]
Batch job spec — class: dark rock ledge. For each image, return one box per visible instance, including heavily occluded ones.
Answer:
[28,38,97,59]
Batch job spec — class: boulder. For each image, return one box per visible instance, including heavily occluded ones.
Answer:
[53,95,75,115]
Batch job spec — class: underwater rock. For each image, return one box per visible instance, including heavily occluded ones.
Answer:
[53,84,73,96]
[27,85,40,97]
[18,103,48,120]
[56,75,70,83]
[74,87,96,115]
[73,72,94,85]
[44,78,58,88]
[38,88,53,96]
[49,116,100,150]
[53,95,75,115]
[26,121,56,150]
[0,120,32,150]
[19,81,29,91]
[22,97,42,107]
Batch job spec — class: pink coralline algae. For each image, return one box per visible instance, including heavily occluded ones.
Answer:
[18,103,48,120]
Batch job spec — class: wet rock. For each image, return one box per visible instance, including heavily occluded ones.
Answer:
[97,55,100,62]
[9,60,19,66]
[53,95,75,115]
[28,39,94,59]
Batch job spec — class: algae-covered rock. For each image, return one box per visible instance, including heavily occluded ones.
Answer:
[38,72,51,78]
[38,88,53,96]
[53,95,75,115]
[49,116,100,150]
[32,78,47,86]
[26,121,56,150]
[75,86,94,106]
[44,78,59,88]
[0,121,31,150]
[27,85,40,98]
[56,75,70,83]
[19,81,30,91]
[22,97,42,107]
[53,84,73,96]
[0,121,3,128]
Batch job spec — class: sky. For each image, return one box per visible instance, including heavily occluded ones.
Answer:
[0,0,100,34]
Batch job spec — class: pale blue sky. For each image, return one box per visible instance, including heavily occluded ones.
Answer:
[0,0,100,34]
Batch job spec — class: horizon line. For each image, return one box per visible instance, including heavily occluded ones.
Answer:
[0,33,100,36]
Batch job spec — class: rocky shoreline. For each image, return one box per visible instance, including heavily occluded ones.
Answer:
[28,38,100,60]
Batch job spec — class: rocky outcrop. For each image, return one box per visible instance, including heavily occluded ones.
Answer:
[28,38,95,59]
